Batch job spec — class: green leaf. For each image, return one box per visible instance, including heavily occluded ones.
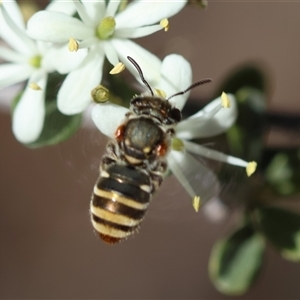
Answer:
[264,149,300,196]
[214,65,268,163]
[226,87,267,162]
[209,224,265,295]
[215,65,266,95]
[27,101,82,148]
[11,73,82,148]
[257,206,300,261]
[11,91,22,112]
[103,60,136,108]
[206,87,267,199]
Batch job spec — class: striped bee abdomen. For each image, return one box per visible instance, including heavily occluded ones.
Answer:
[91,164,152,244]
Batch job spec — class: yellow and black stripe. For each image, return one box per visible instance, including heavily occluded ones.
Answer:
[90,164,152,244]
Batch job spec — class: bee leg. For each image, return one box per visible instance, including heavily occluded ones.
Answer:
[100,141,122,171]
[148,160,167,193]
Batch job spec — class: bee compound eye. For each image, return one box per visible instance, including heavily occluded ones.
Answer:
[170,108,181,122]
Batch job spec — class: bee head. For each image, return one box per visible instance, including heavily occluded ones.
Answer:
[127,56,212,124]
[130,96,181,125]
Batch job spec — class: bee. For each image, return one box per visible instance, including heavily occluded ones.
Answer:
[90,56,211,244]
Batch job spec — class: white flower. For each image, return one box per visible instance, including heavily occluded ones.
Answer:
[26,0,187,115]
[91,54,257,208]
[0,0,85,143]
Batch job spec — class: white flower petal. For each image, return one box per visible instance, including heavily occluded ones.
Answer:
[46,0,76,15]
[82,0,106,26]
[160,54,192,110]
[115,0,187,28]
[0,4,36,55]
[176,94,237,139]
[92,103,129,138]
[0,63,32,90]
[103,41,119,66]
[189,94,235,119]
[110,39,161,87]
[115,24,162,39]
[105,0,121,17]
[79,36,99,49]
[26,11,94,43]
[167,150,220,204]
[43,43,88,74]
[72,0,94,27]
[0,46,26,63]
[12,73,47,143]
[2,0,25,30]
[35,41,48,54]
[57,47,105,115]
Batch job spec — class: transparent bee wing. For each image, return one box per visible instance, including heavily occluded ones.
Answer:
[167,150,220,207]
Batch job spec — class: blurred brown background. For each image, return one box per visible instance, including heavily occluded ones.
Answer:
[1,2,300,299]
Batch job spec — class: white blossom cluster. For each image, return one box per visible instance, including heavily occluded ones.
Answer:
[0,0,186,142]
[0,0,256,206]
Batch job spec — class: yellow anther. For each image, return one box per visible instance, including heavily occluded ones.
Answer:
[109,62,125,75]
[29,82,42,90]
[91,85,109,103]
[155,89,167,98]
[246,161,257,177]
[160,18,169,32]
[171,137,185,151]
[192,196,201,212]
[68,38,79,52]
[221,91,231,108]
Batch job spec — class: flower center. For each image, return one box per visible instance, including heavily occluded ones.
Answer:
[28,55,42,68]
[96,16,116,40]
[171,138,185,151]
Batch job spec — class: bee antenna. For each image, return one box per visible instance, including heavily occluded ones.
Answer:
[127,56,154,96]
[167,78,212,101]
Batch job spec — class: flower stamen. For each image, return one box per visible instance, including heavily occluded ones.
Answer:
[155,89,167,98]
[160,18,169,31]
[246,161,257,177]
[109,62,125,75]
[221,91,231,108]
[68,38,79,52]
[29,82,42,90]
[184,140,258,176]
[168,152,199,200]
[192,196,201,212]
